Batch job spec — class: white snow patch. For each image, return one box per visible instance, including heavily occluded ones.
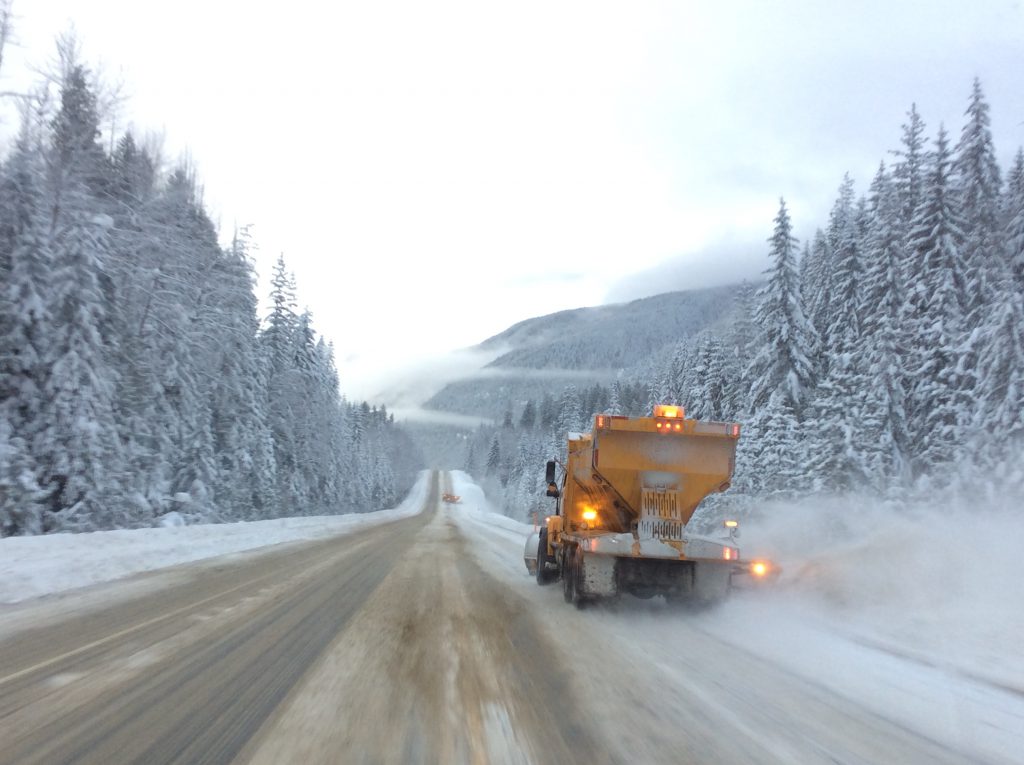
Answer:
[737,493,1024,691]
[158,511,187,528]
[447,472,1024,764]
[0,471,431,604]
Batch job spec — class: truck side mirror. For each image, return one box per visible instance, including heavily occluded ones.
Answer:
[545,460,560,498]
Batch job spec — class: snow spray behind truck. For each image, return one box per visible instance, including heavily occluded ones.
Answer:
[524,405,774,607]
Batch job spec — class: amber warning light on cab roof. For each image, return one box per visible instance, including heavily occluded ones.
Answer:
[653,404,684,419]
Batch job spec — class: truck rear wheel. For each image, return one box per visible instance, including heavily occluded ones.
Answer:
[569,546,588,609]
[562,546,575,602]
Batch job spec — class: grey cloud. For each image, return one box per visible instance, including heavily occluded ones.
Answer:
[603,235,767,304]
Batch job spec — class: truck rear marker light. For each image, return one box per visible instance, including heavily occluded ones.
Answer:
[730,424,741,437]
[723,548,734,560]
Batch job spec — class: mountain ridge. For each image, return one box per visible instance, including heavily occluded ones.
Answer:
[424,284,744,418]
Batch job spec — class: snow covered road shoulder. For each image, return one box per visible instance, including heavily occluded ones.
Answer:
[0,471,431,605]
[447,471,1024,765]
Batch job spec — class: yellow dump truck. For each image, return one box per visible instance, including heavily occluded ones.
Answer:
[524,405,773,607]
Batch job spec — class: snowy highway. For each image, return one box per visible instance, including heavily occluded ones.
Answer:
[0,491,427,764]
[0,471,1020,764]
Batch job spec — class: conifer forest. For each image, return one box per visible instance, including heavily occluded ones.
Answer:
[1,37,1021,539]
[469,82,1024,525]
[0,44,413,535]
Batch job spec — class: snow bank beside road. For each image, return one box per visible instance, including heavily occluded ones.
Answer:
[739,494,1024,692]
[450,471,534,536]
[0,471,431,604]
[449,470,1024,693]
[448,472,1024,764]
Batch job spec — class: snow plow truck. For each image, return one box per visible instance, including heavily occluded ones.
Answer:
[524,405,774,607]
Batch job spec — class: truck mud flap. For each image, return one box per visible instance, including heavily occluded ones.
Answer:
[579,553,617,597]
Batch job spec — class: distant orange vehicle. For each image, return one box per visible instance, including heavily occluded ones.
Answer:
[442,493,461,504]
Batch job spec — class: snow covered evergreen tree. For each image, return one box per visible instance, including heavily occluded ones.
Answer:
[800,229,832,346]
[0,149,50,534]
[823,178,865,357]
[859,164,912,489]
[747,198,817,416]
[953,79,1005,316]
[891,103,928,235]
[485,435,501,477]
[607,379,624,415]
[1005,149,1024,289]
[519,399,536,429]
[37,215,130,530]
[0,44,408,534]
[210,230,278,519]
[690,335,728,420]
[903,127,969,479]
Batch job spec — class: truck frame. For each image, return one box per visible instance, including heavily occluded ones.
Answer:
[524,405,770,607]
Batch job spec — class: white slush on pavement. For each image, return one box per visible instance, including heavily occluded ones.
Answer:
[447,471,1024,764]
[0,471,431,604]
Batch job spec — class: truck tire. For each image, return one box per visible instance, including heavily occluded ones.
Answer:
[536,529,555,585]
[570,546,588,609]
[562,546,575,602]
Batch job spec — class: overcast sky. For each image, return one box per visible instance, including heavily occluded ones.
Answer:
[3,0,1023,402]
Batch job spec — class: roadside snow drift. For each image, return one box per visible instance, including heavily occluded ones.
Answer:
[738,493,1024,692]
[447,471,1024,764]
[0,471,431,604]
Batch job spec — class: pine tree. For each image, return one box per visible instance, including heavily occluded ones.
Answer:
[539,392,558,430]
[972,288,1024,468]
[891,103,928,234]
[953,79,1005,316]
[662,342,693,412]
[47,56,110,227]
[805,354,869,494]
[744,392,803,498]
[725,280,758,416]
[37,215,130,530]
[110,132,156,207]
[0,150,51,534]
[904,127,969,477]
[556,385,583,435]
[486,435,501,476]
[209,229,278,519]
[690,335,728,420]
[747,199,817,416]
[519,399,537,429]
[1002,148,1024,289]
[264,254,298,373]
[860,164,912,488]
[820,177,865,357]
[607,379,624,416]
[801,229,833,345]
[0,418,45,535]
[463,439,478,475]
